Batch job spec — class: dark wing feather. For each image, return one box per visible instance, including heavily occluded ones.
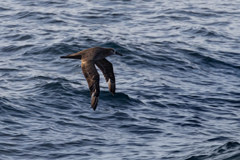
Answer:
[81,61,99,110]
[95,58,115,95]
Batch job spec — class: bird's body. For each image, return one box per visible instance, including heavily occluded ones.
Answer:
[61,47,122,110]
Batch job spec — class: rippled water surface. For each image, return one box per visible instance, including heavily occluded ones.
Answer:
[1,0,240,159]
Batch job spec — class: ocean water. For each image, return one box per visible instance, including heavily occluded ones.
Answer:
[0,0,240,159]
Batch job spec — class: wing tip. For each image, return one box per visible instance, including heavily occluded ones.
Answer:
[91,94,99,111]
[108,79,116,96]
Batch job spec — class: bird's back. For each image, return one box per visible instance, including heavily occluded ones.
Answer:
[81,47,108,61]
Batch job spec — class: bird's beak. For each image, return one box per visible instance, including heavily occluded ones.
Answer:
[115,51,122,56]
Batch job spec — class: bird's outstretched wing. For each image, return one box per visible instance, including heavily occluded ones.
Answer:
[95,58,115,95]
[81,61,99,110]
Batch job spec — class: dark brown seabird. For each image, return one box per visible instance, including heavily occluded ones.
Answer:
[61,47,122,110]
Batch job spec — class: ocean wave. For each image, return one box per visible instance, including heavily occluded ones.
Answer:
[186,142,240,160]
[176,48,240,70]
[1,44,34,53]
[1,0,240,159]
[23,43,80,56]
[165,10,220,18]
[182,27,227,38]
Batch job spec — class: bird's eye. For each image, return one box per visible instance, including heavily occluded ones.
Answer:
[111,49,115,54]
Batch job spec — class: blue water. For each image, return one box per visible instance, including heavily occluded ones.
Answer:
[1,0,240,159]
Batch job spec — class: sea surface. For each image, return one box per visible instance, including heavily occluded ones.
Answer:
[0,0,240,159]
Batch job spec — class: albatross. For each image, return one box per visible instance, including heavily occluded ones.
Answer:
[60,47,122,110]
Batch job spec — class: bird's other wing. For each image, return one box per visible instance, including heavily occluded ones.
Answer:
[81,61,99,110]
[95,58,115,95]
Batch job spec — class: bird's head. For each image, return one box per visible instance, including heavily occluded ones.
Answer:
[107,48,122,56]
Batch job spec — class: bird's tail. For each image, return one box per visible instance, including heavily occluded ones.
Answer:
[60,52,82,59]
